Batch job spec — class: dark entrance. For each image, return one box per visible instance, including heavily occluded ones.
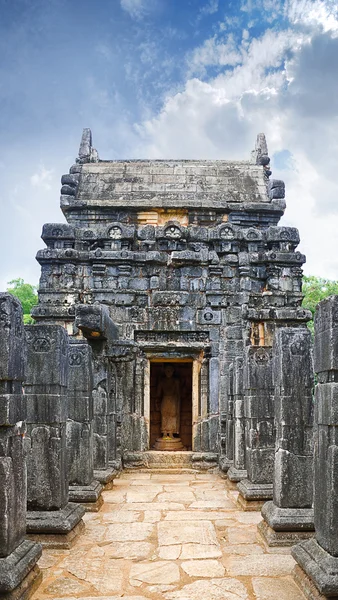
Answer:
[150,361,193,450]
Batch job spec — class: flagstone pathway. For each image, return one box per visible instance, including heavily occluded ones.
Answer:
[32,472,306,600]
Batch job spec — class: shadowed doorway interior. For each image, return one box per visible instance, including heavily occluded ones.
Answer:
[150,361,192,450]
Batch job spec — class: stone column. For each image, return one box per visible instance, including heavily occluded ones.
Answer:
[228,357,247,482]
[237,346,274,510]
[292,296,338,597]
[259,327,314,547]
[75,304,119,486]
[25,324,84,548]
[67,338,103,511]
[0,294,42,599]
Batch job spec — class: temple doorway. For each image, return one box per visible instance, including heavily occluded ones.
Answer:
[149,361,193,450]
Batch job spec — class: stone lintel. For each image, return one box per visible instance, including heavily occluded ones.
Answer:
[26,502,84,534]
[292,538,338,597]
[227,466,247,482]
[0,540,42,593]
[258,520,314,548]
[262,501,315,531]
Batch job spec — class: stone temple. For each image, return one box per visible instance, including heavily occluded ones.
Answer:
[32,129,308,471]
[4,129,338,600]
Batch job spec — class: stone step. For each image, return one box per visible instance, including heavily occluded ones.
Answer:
[123,451,219,472]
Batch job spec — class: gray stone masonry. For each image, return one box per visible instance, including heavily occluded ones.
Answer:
[24,324,84,546]
[292,296,338,596]
[0,294,42,597]
[67,338,103,510]
[237,346,274,508]
[75,304,120,485]
[32,131,311,463]
[228,356,247,482]
[259,327,314,547]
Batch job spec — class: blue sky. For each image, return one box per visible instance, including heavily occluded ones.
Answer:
[1,0,338,287]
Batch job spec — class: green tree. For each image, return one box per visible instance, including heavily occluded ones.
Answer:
[302,275,338,334]
[6,278,38,324]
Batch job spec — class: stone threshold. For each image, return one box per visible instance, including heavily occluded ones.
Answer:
[123,450,219,472]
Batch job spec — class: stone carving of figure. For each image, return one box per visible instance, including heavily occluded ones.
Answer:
[157,365,180,437]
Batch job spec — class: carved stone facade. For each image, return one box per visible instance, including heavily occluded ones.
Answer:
[31,130,311,467]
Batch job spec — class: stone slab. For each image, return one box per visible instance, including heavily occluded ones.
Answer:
[262,502,315,532]
[258,520,314,548]
[163,578,249,599]
[0,565,42,600]
[252,575,307,600]
[26,520,85,550]
[130,561,180,586]
[237,479,273,500]
[181,559,225,577]
[293,565,328,600]
[26,503,85,534]
[158,520,218,546]
[292,538,338,596]
[0,540,42,593]
[68,480,103,504]
[227,467,248,482]
[224,554,296,577]
[94,467,118,487]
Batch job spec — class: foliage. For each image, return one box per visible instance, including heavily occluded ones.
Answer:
[6,278,38,324]
[302,275,338,334]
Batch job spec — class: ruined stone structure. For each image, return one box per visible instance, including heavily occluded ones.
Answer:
[0,295,42,599]
[30,129,310,477]
[3,129,338,600]
[293,297,338,597]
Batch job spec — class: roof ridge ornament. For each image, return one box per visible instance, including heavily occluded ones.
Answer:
[77,128,99,164]
[251,133,271,179]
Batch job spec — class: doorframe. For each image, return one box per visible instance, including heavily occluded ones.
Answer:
[143,353,203,450]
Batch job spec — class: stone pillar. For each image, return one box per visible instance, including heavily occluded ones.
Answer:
[25,324,84,548]
[0,294,42,599]
[75,304,119,486]
[219,363,234,473]
[237,346,274,510]
[228,357,247,482]
[259,328,314,547]
[67,338,103,511]
[292,296,338,597]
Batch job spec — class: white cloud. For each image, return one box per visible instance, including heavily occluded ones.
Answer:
[187,34,242,76]
[199,0,219,17]
[133,8,338,278]
[30,166,54,191]
[120,0,149,19]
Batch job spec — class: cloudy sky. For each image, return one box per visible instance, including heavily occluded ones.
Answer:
[1,0,338,289]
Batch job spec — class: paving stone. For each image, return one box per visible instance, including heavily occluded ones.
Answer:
[164,578,249,599]
[101,541,154,560]
[189,500,235,509]
[157,491,197,503]
[221,543,265,555]
[158,521,219,546]
[165,511,235,522]
[224,554,296,576]
[252,576,306,599]
[123,502,186,511]
[180,543,223,559]
[227,526,258,544]
[105,522,154,541]
[144,511,162,522]
[102,510,142,522]
[42,576,92,595]
[181,559,225,577]
[130,561,180,586]
[126,490,160,502]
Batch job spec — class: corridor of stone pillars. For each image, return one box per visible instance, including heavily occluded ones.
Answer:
[32,471,306,600]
